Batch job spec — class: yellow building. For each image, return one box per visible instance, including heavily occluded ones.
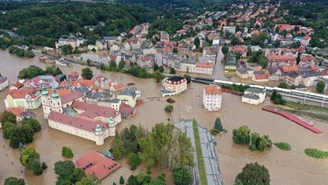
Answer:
[5,88,41,109]
[117,88,138,108]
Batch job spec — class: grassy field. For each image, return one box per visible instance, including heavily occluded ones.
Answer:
[274,142,292,151]
[192,120,208,185]
[279,102,328,122]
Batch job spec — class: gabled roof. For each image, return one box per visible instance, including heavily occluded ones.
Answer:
[61,91,85,104]
[72,101,118,118]
[204,84,222,95]
[74,150,121,180]
[8,88,35,99]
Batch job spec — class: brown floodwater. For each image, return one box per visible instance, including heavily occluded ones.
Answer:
[0,50,328,185]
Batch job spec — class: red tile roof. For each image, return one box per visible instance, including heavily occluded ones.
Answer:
[281,66,299,73]
[12,82,24,89]
[61,91,85,104]
[302,35,311,41]
[204,84,222,95]
[8,88,35,99]
[120,103,136,116]
[196,62,214,68]
[254,73,269,80]
[113,83,125,91]
[4,107,24,116]
[301,55,313,62]
[48,111,109,132]
[71,101,118,118]
[74,150,121,180]
[48,89,71,97]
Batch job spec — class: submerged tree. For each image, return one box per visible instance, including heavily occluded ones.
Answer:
[235,162,270,185]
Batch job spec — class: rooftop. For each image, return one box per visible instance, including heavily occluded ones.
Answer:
[204,84,222,95]
[245,87,265,94]
[74,150,121,180]
[61,91,85,104]
[167,76,185,82]
[71,101,118,119]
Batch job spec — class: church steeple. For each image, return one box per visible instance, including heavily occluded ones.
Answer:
[108,117,115,126]
[41,84,49,97]
[51,86,59,99]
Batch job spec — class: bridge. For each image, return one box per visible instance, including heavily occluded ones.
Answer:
[192,77,328,107]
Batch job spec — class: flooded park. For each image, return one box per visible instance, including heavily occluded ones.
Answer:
[0,50,328,185]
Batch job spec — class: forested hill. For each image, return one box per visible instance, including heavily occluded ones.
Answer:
[0,2,158,46]
[117,0,218,9]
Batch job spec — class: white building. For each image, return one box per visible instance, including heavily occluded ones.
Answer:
[41,85,121,145]
[0,76,9,91]
[242,88,266,105]
[203,84,222,111]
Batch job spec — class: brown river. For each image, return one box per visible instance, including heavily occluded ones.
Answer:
[0,50,328,185]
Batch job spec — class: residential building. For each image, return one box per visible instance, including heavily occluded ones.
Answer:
[25,76,59,89]
[117,88,138,108]
[85,92,113,104]
[56,35,85,49]
[195,63,214,75]
[252,73,270,82]
[235,68,251,79]
[160,31,170,42]
[136,55,155,68]
[268,55,296,67]
[223,26,236,34]
[232,45,247,58]
[299,54,315,67]
[225,55,237,71]
[162,76,187,97]
[301,35,311,47]
[203,84,222,111]
[74,150,121,180]
[5,88,41,109]
[242,88,266,105]
[0,76,9,91]
[4,107,35,122]
[285,72,302,86]
[9,82,24,90]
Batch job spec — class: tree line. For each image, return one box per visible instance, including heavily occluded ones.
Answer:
[18,65,62,79]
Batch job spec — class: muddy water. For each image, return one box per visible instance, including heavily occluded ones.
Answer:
[0,50,328,185]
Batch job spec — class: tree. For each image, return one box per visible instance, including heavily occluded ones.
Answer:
[18,65,45,79]
[118,60,125,71]
[172,167,192,185]
[170,67,176,74]
[236,52,242,60]
[65,147,74,158]
[54,160,75,178]
[173,47,178,54]
[127,175,138,185]
[158,66,164,73]
[119,176,125,184]
[235,162,270,185]
[316,81,326,93]
[149,174,166,185]
[221,46,229,55]
[257,55,268,69]
[4,177,25,185]
[62,146,67,157]
[139,123,194,170]
[194,37,200,49]
[45,65,63,76]
[184,74,191,84]
[0,110,17,124]
[270,90,277,101]
[42,162,48,170]
[128,153,141,170]
[214,118,225,132]
[109,59,117,71]
[136,171,151,184]
[232,126,251,145]
[61,45,73,55]
[112,134,125,159]
[164,105,173,114]
[153,63,159,71]
[278,82,288,89]
[10,124,34,148]
[21,118,41,133]
[81,67,93,80]
[71,168,87,184]
[2,122,16,139]
[86,59,91,67]
[76,177,95,185]
[231,37,240,46]
[154,70,163,83]
[20,147,43,175]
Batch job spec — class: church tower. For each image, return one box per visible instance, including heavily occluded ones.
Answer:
[41,84,50,119]
[50,86,63,114]
[108,117,116,136]
[95,124,104,145]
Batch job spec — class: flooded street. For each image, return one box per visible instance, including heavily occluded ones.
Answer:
[0,50,328,185]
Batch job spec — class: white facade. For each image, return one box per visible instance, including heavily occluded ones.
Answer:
[203,85,222,111]
[242,88,266,105]
[0,77,9,91]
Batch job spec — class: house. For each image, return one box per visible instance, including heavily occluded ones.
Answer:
[39,55,61,64]
[85,92,113,104]
[235,68,250,79]
[110,43,120,52]
[25,76,59,89]
[141,40,154,55]
[232,45,247,58]
[301,35,311,47]
[223,26,236,34]
[225,55,237,71]
[127,38,141,50]
[5,88,41,109]
[88,45,98,51]
[103,36,119,45]
[203,84,222,111]
[285,72,302,86]
[160,31,170,42]
[9,82,24,90]
[108,53,122,66]
[299,54,315,67]
[195,63,214,75]
[117,88,138,108]
[95,40,108,50]
[4,107,35,122]
[252,73,269,82]
[162,76,187,97]
[0,76,9,91]
[74,150,121,180]
[242,88,266,105]
[137,54,155,68]
[268,55,296,67]
[56,35,85,49]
